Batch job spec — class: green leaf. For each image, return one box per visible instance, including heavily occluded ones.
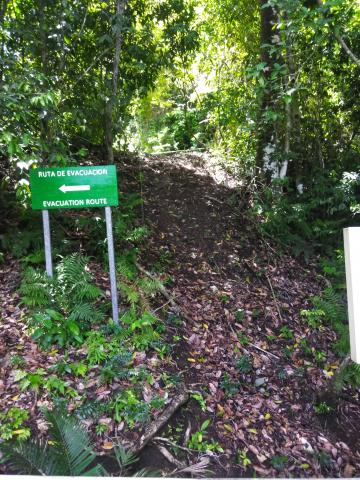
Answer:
[201,419,210,431]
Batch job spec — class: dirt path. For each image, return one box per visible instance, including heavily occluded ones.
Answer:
[121,152,360,477]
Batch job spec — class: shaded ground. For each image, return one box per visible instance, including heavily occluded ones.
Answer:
[120,151,360,477]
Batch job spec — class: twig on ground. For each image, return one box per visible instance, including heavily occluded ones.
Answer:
[156,444,185,469]
[266,274,284,323]
[174,456,211,476]
[153,436,197,453]
[153,298,174,313]
[183,419,192,446]
[205,195,223,205]
[248,342,280,360]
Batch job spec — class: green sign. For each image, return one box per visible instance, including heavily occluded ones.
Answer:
[29,165,118,210]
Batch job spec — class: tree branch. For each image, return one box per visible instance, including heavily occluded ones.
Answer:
[316,0,360,68]
[334,32,360,68]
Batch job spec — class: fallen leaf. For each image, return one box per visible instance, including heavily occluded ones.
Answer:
[102,442,114,450]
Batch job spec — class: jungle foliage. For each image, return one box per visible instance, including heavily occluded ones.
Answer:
[1,0,359,256]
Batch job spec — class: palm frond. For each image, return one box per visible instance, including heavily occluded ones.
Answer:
[113,445,138,473]
[0,439,55,475]
[1,410,151,477]
[44,410,106,476]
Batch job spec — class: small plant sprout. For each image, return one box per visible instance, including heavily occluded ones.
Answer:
[10,355,26,368]
[301,309,325,329]
[235,309,245,322]
[236,332,250,346]
[271,454,288,471]
[236,449,251,468]
[220,373,240,396]
[191,393,206,412]
[236,354,253,374]
[279,326,294,340]
[187,419,223,453]
[0,407,30,441]
[314,402,333,414]
[95,422,110,435]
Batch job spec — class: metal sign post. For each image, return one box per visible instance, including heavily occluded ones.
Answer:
[42,209,53,277]
[344,227,360,364]
[105,206,119,324]
[30,165,119,324]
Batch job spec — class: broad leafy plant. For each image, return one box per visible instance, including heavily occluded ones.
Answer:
[0,408,30,441]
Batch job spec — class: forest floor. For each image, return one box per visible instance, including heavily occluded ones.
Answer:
[1,151,360,477]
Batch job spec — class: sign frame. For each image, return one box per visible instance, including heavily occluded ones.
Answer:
[31,165,119,324]
[29,165,118,210]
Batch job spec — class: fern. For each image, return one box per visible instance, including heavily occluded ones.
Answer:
[120,282,140,305]
[330,362,360,394]
[72,281,102,302]
[56,253,90,285]
[312,286,349,355]
[75,400,108,420]
[117,253,137,280]
[20,255,106,347]
[137,277,163,296]
[19,268,52,307]
[313,287,347,326]
[99,351,133,384]
[69,303,104,323]
[126,226,149,243]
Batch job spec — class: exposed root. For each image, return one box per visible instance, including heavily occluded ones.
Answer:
[133,388,189,454]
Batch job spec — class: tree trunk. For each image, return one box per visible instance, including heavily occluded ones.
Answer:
[281,15,296,181]
[104,0,127,163]
[0,0,9,84]
[256,0,279,181]
[38,0,51,159]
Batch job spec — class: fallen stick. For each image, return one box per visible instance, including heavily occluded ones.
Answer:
[248,342,280,360]
[156,444,185,469]
[133,389,189,453]
[153,436,197,453]
[265,274,283,323]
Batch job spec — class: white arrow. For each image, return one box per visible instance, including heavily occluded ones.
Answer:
[59,184,90,193]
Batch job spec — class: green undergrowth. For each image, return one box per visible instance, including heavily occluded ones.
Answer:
[14,246,172,435]
[299,250,360,394]
[3,190,178,450]
[253,172,359,260]
[253,178,359,390]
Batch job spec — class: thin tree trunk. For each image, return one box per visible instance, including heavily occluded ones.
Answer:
[256,0,279,180]
[104,0,127,163]
[0,0,9,84]
[281,18,295,181]
[38,0,51,159]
